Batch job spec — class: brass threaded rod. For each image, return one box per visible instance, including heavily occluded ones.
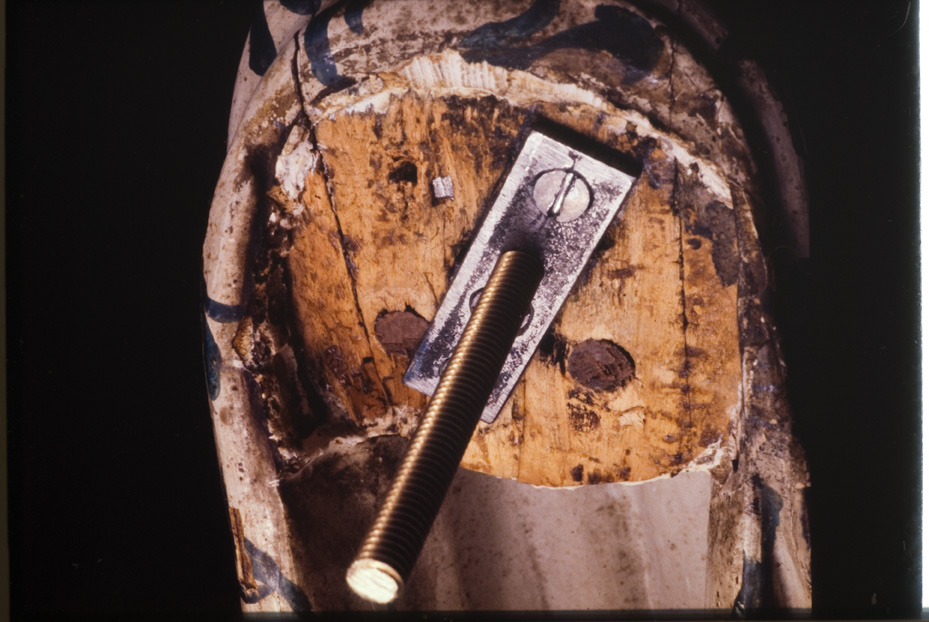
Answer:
[346,250,545,604]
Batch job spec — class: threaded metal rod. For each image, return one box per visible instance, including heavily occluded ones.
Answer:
[346,250,545,604]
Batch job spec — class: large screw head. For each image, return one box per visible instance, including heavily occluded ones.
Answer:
[531,169,592,222]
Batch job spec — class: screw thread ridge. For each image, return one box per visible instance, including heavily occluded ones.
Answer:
[348,250,544,599]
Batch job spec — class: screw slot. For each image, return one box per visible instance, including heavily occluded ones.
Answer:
[531,168,592,222]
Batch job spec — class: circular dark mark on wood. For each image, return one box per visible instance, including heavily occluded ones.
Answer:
[567,339,635,392]
[374,311,428,357]
[388,160,418,185]
[570,464,584,482]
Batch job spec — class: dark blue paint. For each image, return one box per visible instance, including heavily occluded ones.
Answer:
[461,5,663,85]
[203,314,222,401]
[248,2,278,76]
[200,276,242,400]
[304,10,341,86]
[204,297,244,323]
[734,477,785,613]
[202,272,244,322]
[734,554,763,614]
[344,0,367,35]
[281,0,320,15]
[461,0,560,49]
[757,476,783,549]
[244,538,313,611]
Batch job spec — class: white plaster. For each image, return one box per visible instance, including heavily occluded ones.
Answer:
[274,125,319,203]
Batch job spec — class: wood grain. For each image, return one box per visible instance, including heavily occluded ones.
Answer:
[287,91,741,485]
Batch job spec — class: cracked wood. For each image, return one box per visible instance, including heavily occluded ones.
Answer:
[286,91,741,485]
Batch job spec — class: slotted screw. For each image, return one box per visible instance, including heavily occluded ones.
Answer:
[532,168,592,222]
[346,250,545,604]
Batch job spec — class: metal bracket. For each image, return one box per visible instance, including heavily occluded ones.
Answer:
[404,130,637,423]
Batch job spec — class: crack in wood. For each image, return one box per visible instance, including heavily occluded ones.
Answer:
[669,27,677,129]
[291,31,308,113]
[310,125,392,409]
[672,161,693,466]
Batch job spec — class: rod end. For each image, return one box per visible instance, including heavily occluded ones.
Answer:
[346,558,403,604]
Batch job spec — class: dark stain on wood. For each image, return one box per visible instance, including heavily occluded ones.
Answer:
[678,357,693,379]
[568,403,601,432]
[587,470,605,484]
[325,344,348,386]
[700,427,722,447]
[740,302,769,349]
[374,310,429,357]
[570,464,584,482]
[536,328,568,374]
[608,266,636,280]
[388,160,418,185]
[684,345,707,359]
[694,200,739,287]
[640,151,676,191]
[608,265,638,297]
[675,165,740,287]
[567,339,635,392]
[439,95,526,171]
[272,351,315,438]
[568,387,596,406]
[630,134,658,162]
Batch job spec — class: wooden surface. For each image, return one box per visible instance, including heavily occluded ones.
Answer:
[285,90,741,486]
[205,0,812,610]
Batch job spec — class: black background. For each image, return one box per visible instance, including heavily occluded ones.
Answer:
[6,0,920,618]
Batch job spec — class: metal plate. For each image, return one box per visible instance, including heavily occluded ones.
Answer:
[404,130,637,423]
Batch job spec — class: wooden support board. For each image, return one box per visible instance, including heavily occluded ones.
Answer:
[286,89,741,486]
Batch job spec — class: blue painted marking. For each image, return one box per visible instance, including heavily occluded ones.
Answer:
[303,10,341,86]
[204,297,244,323]
[203,314,222,401]
[344,0,367,34]
[461,4,663,85]
[757,476,783,552]
[281,0,320,15]
[244,538,313,611]
[734,476,784,612]
[248,2,278,76]
[734,554,763,613]
[461,0,560,49]
[202,273,244,322]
